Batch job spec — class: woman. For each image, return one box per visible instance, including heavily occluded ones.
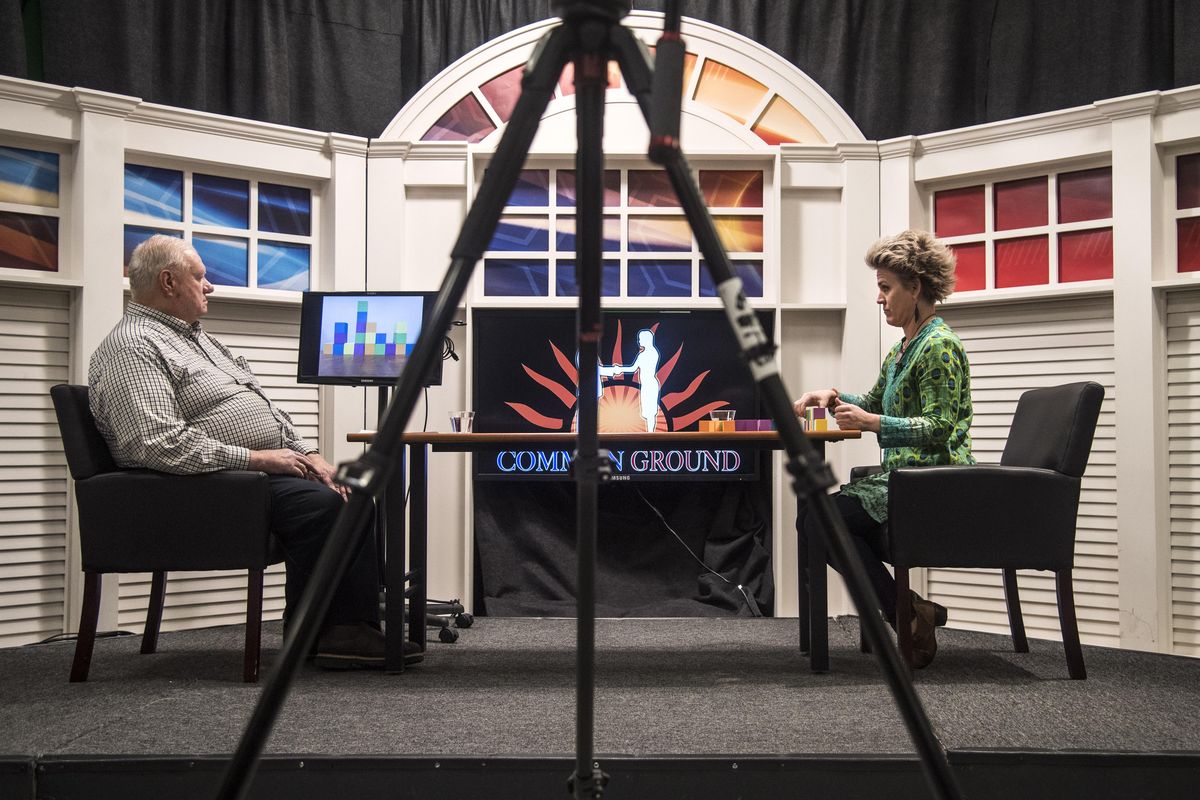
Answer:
[794,229,974,668]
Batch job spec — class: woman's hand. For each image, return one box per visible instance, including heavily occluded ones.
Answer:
[793,388,840,417]
[832,401,880,433]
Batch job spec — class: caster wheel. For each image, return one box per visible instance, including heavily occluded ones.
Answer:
[455,613,474,629]
[439,627,459,643]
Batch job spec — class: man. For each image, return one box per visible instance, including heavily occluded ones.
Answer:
[89,234,416,669]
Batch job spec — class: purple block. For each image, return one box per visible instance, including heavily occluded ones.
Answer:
[735,419,754,431]
[757,419,775,431]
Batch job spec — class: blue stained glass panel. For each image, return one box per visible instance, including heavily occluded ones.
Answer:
[507,170,549,206]
[0,146,59,207]
[193,235,248,287]
[483,258,548,296]
[258,241,310,291]
[258,183,311,235]
[194,173,249,229]
[123,226,182,270]
[628,260,691,297]
[698,260,764,297]
[489,216,549,251]
[556,260,619,296]
[124,164,182,223]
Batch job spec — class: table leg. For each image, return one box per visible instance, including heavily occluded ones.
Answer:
[409,442,429,656]
[385,447,408,673]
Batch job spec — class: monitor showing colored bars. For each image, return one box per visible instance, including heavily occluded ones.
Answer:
[297,291,443,386]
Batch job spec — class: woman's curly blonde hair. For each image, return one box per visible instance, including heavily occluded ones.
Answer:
[865,229,957,303]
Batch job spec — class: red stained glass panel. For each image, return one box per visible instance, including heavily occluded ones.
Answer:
[628,170,680,208]
[422,94,495,143]
[949,242,985,292]
[995,235,1049,288]
[994,176,1047,231]
[1059,167,1113,223]
[1059,228,1113,282]
[480,66,524,123]
[1180,217,1200,273]
[1178,153,1200,210]
[934,186,985,237]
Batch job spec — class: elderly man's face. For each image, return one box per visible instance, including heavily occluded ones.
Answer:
[167,251,213,324]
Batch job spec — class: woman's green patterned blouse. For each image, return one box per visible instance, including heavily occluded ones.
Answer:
[838,317,975,523]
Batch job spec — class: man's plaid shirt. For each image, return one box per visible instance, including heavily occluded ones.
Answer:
[88,303,316,474]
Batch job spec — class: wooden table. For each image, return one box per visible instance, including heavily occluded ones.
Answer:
[347,429,860,672]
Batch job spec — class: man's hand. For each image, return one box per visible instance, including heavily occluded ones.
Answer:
[305,452,348,500]
[248,448,316,479]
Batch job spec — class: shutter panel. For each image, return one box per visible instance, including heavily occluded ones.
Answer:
[116,299,316,633]
[1167,289,1200,656]
[934,296,1119,647]
[0,287,70,647]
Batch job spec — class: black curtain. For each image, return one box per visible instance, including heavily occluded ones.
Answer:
[4,1,1199,140]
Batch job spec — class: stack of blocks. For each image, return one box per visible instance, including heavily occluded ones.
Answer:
[696,419,775,431]
[323,300,413,358]
[803,406,828,431]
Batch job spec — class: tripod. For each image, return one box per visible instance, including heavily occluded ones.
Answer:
[219,2,962,798]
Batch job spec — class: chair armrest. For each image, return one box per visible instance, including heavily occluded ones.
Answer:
[849,464,883,482]
[887,465,1081,570]
[75,470,276,572]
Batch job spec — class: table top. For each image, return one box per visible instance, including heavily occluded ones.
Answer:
[347,429,861,445]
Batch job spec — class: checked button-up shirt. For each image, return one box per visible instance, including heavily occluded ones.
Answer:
[88,303,316,475]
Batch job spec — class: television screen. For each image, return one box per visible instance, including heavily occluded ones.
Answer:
[297,291,443,387]
[471,308,773,481]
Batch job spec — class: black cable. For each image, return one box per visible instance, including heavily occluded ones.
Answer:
[635,487,762,617]
[36,630,135,645]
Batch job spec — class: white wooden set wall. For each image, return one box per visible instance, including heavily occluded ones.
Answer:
[0,12,1198,659]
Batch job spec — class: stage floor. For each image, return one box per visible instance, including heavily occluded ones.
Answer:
[2,616,1198,798]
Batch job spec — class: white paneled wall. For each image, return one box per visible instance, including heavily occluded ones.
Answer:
[113,299,314,633]
[0,287,71,647]
[936,296,1119,646]
[1167,289,1200,656]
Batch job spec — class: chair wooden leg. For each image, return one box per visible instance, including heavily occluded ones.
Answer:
[1003,568,1029,653]
[797,523,810,656]
[71,572,102,682]
[142,571,166,655]
[1055,569,1087,680]
[895,569,914,672]
[244,569,264,683]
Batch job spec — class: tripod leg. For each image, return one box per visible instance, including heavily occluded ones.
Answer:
[611,25,963,800]
[219,24,575,800]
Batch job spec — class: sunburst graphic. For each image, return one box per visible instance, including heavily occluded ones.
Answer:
[505,321,732,432]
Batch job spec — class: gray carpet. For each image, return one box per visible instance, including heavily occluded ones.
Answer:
[2,617,1198,759]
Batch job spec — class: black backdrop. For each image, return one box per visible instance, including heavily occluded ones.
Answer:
[3,0,1200,141]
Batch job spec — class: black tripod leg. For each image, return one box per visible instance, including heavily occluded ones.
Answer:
[217,24,574,800]
[611,25,963,800]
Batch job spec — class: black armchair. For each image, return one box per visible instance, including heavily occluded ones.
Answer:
[887,381,1104,678]
[50,384,281,682]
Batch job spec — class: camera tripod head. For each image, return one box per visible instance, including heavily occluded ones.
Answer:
[553,0,632,23]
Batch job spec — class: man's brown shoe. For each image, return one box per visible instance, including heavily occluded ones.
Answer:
[313,622,422,670]
[910,600,938,669]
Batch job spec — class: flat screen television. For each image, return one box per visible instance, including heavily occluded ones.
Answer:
[471,308,773,481]
[297,291,443,387]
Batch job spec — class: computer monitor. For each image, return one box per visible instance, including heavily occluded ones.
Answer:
[296,290,443,387]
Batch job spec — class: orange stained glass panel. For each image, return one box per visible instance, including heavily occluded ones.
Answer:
[422,94,495,143]
[949,242,985,292]
[995,235,1049,288]
[480,65,524,123]
[693,59,767,125]
[713,216,763,252]
[935,185,985,238]
[700,171,763,208]
[628,216,691,252]
[1059,228,1113,282]
[557,61,622,96]
[647,48,697,98]
[753,96,825,145]
[628,170,680,208]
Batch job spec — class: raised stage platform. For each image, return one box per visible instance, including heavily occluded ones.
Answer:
[2,617,1198,799]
